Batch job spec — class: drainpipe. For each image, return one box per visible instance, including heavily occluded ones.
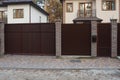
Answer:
[29,5,31,23]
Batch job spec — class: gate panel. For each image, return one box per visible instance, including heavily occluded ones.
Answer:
[22,24,41,55]
[5,23,55,56]
[5,32,22,54]
[5,25,22,54]
[62,24,91,55]
[97,23,111,57]
[40,24,55,55]
[117,23,120,56]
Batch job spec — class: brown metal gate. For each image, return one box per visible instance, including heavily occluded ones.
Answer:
[97,23,111,57]
[117,23,120,56]
[5,23,55,56]
[62,24,91,55]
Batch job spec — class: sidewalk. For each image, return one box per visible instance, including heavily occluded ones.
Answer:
[0,55,120,70]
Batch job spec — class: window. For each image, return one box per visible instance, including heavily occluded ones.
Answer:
[66,3,73,12]
[0,11,7,23]
[79,2,92,17]
[102,0,115,11]
[13,9,24,18]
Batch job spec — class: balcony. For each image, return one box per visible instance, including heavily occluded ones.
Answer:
[73,9,102,23]
[77,9,96,18]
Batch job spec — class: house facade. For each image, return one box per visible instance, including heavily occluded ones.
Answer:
[0,0,49,23]
[60,0,120,23]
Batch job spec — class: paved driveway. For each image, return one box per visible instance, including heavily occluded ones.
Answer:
[0,69,120,80]
[0,55,120,80]
[0,55,119,69]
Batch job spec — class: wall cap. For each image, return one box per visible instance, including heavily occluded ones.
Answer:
[0,21,5,23]
[55,19,62,22]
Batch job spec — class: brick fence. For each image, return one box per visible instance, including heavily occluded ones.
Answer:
[0,19,119,57]
[56,19,118,57]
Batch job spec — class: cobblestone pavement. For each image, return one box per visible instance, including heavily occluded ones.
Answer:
[0,55,120,80]
[0,69,120,80]
[0,55,119,69]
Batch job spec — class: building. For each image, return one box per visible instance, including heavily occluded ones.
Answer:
[0,0,49,23]
[60,0,120,23]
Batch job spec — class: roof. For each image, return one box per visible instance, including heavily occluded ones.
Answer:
[0,0,32,6]
[73,17,103,23]
[0,0,49,16]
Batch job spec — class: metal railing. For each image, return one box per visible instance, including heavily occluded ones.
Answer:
[77,9,96,17]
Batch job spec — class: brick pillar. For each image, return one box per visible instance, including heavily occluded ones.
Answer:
[110,19,117,57]
[91,21,97,57]
[55,19,62,57]
[0,22,5,56]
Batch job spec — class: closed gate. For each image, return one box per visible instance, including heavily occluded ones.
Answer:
[117,23,120,56]
[97,23,111,57]
[62,24,91,55]
[5,23,55,56]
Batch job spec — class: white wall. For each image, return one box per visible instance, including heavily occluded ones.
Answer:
[64,0,119,23]
[7,4,30,24]
[0,7,7,11]
[65,0,93,23]
[96,0,119,23]
[31,6,48,23]
[65,0,78,23]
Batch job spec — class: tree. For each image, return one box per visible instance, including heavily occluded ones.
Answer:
[34,0,63,23]
[46,0,62,23]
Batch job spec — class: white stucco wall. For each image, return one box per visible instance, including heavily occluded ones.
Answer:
[31,6,48,23]
[65,0,78,23]
[96,0,119,23]
[64,0,119,23]
[7,4,30,24]
[65,0,95,23]
[0,7,7,11]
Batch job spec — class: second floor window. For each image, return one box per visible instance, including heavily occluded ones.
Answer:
[79,2,92,17]
[66,3,73,12]
[102,0,115,11]
[13,9,24,18]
